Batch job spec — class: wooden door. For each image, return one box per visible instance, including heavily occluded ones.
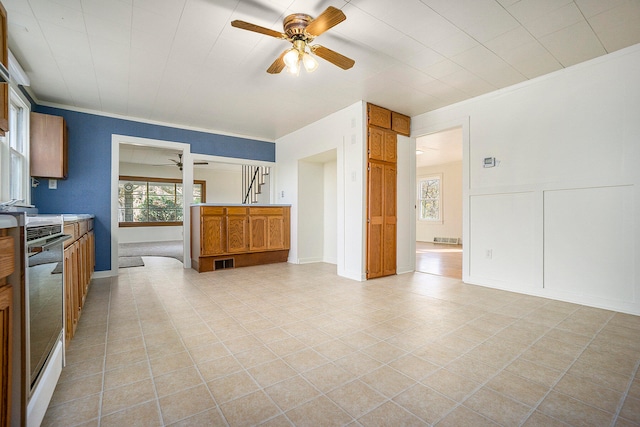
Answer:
[366,159,397,278]
[227,211,248,253]
[249,216,267,251]
[0,285,11,426]
[201,214,226,255]
[267,215,285,250]
[63,246,74,345]
[368,127,385,161]
[367,162,384,278]
[383,164,397,276]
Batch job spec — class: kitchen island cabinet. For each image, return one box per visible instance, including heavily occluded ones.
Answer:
[191,205,290,272]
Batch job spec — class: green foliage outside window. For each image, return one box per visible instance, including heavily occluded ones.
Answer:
[419,176,441,221]
[118,178,204,225]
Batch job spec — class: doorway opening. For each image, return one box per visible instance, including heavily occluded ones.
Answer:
[415,127,463,279]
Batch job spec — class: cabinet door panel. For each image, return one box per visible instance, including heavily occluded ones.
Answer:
[384,131,397,163]
[367,162,384,278]
[383,164,397,276]
[391,112,410,136]
[201,215,225,255]
[227,215,248,253]
[267,216,285,250]
[250,216,267,251]
[368,104,391,128]
[368,127,384,161]
[0,284,12,426]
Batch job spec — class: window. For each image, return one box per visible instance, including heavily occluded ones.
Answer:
[118,176,205,226]
[0,88,30,202]
[418,175,442,222]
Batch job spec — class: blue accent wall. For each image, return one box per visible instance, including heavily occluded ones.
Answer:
[31,106,275,272]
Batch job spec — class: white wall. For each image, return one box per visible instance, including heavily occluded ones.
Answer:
[275,102,415,281]
[416,161,463,243]
[412,44,640,315]
[323,160,337,264]
[276,102,366,280]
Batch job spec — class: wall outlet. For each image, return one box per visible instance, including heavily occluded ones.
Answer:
[485,249,493,259]
[49,179,57,189]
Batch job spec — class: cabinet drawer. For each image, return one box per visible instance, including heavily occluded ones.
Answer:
[78,220,88,237]
[227,207,247,215]
[202,207,225,215]
[0,236,14,278]
[64,224,76,247]
[249,207,284,216]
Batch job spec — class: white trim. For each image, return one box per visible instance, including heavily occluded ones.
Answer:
[412,118,470,282]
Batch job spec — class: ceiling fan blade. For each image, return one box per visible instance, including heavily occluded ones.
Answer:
[267,50,287,74]
[194,162,209,165]
[231,20,286,39]
[305,6,346,37]
[312,45,355,70]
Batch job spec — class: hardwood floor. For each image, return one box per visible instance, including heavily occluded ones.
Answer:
[416,241,462,279]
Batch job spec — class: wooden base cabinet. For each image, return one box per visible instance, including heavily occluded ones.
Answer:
[191,205,290,272]
[0,284,12,427]
[63,221,94,347]
[0,231,14,427]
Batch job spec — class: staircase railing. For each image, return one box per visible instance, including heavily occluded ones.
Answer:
[242,165,270,204]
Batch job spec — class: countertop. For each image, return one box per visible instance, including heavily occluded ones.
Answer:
[62,214,94,222]
[191,204,291,207]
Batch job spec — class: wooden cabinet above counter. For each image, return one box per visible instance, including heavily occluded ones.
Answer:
[191,205,290,272]
[30,112,68,179]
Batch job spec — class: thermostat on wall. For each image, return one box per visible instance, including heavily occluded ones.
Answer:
[483,157,496,168]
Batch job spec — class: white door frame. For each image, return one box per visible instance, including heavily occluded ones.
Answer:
[110,135,192,276]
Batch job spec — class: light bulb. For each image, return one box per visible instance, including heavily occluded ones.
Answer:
[302,53,318,72]
[287,61,300,76]
[283,49,300,68]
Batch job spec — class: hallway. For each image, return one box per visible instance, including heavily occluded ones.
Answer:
[416,242,462,280]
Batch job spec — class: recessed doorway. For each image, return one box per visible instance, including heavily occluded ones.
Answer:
[415,127,463,279]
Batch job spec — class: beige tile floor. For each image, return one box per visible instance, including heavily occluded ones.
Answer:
[43,257,640,426]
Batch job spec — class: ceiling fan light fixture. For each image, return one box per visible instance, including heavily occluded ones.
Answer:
[302,52,318,72]
[283,48,300,68]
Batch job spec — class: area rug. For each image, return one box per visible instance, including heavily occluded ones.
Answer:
[119,256,145,268]
[118,240,183,263]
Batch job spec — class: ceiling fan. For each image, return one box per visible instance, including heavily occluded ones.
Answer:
[231,6,355,75]
[156,154,209,171]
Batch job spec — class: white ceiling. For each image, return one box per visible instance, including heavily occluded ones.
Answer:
[416,127,462,168]
[5,0,640,141]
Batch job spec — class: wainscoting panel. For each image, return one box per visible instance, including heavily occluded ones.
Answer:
[544,185,634,302]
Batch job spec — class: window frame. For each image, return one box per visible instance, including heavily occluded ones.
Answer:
[0,86,30,203]
[417,174,443,223]
[118,175,206,227]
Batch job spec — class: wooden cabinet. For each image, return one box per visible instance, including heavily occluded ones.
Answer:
[63,220,94,346]
[227,207,248,253]
[191,205,290,272]
[30,112,68,179]
[368,127,397,163]
[0,2,8,136]
[391,112,411,136]
[366,103,408,279]
[368,104,391,129]
[249,207,288,252]
[0,231,14,427]
[201,207,226,256]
